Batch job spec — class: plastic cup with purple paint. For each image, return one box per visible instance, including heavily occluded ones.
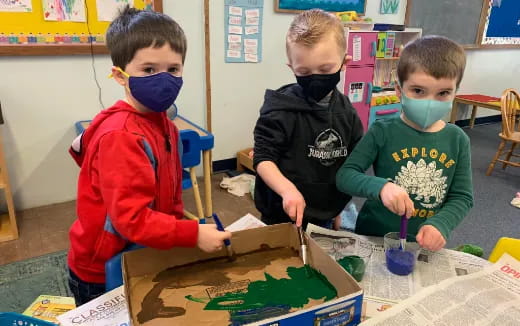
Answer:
[384,232,420,276]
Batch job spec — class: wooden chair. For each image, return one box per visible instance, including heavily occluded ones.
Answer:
[486,89,520,176]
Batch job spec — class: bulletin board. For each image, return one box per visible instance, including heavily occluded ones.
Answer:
[405,0,520,49]
[0,0,163,56]
[274,0,366,15]
[480,0,520,46]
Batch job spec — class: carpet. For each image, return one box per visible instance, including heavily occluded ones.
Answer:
[0,250,71,313]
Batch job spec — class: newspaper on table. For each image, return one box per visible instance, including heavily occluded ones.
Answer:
[361,253,520,325]
[57,286,128,326]
[306,224,490,303]
[225,213,266,232]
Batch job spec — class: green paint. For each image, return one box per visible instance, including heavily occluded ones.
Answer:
[337,256,365,282]
[202,266,337,311]
[454,244,484,257]
[185,295,209,304]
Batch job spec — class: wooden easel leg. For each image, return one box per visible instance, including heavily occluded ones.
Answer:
[203,150,212,218]
[189,167,204,219]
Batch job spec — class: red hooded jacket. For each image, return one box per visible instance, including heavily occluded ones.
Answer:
[68,100,198,283]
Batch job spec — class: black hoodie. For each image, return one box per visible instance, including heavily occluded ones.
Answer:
[253,83,364,224]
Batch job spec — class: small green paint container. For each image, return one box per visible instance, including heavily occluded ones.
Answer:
[337,255,365,282]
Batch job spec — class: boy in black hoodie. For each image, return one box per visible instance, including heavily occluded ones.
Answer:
[253,9,363,229]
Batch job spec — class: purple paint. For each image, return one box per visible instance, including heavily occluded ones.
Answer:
[386,248,415,275]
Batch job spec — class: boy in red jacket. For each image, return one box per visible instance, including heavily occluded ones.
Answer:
[67,6,231,305]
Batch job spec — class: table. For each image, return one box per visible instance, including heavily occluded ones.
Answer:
[449,94,502,129]
[76,115,214,221]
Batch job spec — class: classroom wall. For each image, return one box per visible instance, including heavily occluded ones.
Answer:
[0,0,517,210]
[210,0,408,161]
[456,49,520,119]
[0,1,206,210]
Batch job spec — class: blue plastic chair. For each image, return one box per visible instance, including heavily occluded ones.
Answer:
[105,244,144,291]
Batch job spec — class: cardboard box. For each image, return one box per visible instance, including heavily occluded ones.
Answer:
[122,223,363,326]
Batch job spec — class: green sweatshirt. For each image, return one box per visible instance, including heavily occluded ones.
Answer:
[336,117,473,241]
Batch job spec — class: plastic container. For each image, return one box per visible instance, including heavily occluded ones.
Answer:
[384,232,420,276]
[0,312,56,326]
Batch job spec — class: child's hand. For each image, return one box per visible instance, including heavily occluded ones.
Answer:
[197,224,232,253]
[281,188,306,227]
[417,225,446,251]
[380,182,415,218]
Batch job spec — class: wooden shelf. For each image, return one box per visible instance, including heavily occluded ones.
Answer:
[0,43,109,56]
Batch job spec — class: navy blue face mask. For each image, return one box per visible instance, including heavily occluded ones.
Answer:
[116,68,183,112]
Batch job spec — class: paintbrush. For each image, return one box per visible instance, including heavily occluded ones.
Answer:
[400,214,408,251]
[212,213,234,261]
[297,226,307,266]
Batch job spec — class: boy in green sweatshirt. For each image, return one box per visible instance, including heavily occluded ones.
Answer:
[336,36,473,251]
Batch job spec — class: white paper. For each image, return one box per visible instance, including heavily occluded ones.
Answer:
[245,53,258,62]
[0,0,32,12]
[362,254,520,326]
[227,50,242,58]
[246,17,259,25]
[42,0,86,22]
[244,38,258,47]
[96,0,133,22]
[57,286,128,326]
[245,26,259,35]
[353,35,362,62]
[225,213,266,232]
[245,8,260,18]
[228,42,242,51]
[228,34,242,43]
[228,25,243,35]
[306,224,490,302]
[229,15,242,25]
[229,6,242,16]
[244,45,257,54]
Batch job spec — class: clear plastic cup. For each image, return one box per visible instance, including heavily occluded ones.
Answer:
[384,232,421,276]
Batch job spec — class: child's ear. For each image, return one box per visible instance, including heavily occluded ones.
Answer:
[111,66,127,86]
[341,55,351,70]
[395,83,402,97]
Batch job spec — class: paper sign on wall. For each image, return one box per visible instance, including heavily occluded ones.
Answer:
[224,0,264,63]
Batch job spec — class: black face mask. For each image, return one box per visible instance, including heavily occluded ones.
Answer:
[295,66,342,102]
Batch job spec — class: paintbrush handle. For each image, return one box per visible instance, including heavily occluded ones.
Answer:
[212,214,231,246]
[400,215,408,240]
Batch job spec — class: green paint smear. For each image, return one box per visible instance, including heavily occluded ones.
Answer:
[185,295,210,304]
[203,266,337,311]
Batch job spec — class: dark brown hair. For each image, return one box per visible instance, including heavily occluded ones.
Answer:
[397,36,466,87]
[106,6,187,69]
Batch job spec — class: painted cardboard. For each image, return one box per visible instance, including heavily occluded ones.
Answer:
[122,223,363,326]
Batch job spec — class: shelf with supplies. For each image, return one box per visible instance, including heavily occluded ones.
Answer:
[341,28,422,131]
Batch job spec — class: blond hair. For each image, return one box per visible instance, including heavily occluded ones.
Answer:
[397,36,466,88]
[286,9,345,56]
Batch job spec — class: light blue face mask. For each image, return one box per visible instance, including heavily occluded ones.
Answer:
[400,91,453,129]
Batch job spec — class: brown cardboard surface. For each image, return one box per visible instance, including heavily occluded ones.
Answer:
[123,223,362,326]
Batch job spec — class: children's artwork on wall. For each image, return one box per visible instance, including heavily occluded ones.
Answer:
[42,0,86,22]
[96,0,133,22]
[0,0,32,12]
[380,0,400,14]
[224,0,264,63]
[275,0,366,14]
[481,0,520,45]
